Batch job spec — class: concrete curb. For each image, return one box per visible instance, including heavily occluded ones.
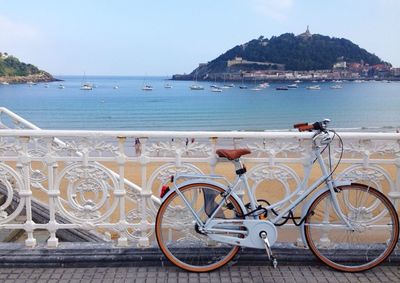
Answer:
[0,243,399,268]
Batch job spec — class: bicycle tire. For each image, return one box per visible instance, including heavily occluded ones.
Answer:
[155,183,244,272]
[304,184,399,272]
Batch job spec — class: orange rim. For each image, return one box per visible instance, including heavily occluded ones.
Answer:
[304,185,399,272]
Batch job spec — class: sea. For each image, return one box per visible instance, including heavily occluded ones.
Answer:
[1,76,400,131]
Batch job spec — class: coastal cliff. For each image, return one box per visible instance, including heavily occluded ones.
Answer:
[0,53,58,84]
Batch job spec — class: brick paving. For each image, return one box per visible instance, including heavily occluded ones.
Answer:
[0,265,399,283]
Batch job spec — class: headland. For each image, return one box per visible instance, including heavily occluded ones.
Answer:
[173,27,400,82]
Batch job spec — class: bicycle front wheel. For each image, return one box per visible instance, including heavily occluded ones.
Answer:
[155,183,244,272]
[304,184,399,272]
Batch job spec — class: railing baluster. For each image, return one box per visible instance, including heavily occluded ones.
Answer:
[19,136,36,247]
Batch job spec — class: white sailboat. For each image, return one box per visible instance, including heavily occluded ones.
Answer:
[190,70,204,90]
[211,86,222,92]
[80,73,93,90]
[142,85,153,91]
[306,85,321,90]
[239,76,247,89]
[250,77,261,91]
[190,85,204,90]
[142,76,153,91]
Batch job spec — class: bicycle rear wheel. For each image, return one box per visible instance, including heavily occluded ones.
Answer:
[304,184,399,272]
[155,183,244,272]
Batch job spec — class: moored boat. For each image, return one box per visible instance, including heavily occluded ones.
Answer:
[190,84,204,90]
[258,82,269,88]
[276,86,289,90]
[81,83,93,90]
[211,87,222,93]
[287,84,298,89]
[306,85,321,90]
[142,85,153,91]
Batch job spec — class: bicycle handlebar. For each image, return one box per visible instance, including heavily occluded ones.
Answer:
[294,119,331,132]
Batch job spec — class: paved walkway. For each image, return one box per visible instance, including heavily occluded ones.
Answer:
[0,265,399,283]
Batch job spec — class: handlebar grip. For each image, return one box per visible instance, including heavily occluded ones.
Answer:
[297,124,315,132]
[293,122,308,129]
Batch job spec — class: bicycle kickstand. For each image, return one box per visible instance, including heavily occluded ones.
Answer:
[260,231,278,269]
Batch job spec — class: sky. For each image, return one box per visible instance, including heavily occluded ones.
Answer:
[0,0,399,75]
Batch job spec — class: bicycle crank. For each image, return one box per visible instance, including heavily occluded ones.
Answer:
[260,231,278,268]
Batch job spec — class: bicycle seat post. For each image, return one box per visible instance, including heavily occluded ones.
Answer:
[233,158,246,175]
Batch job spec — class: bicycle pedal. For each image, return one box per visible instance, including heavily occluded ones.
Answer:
[272,257,278,269]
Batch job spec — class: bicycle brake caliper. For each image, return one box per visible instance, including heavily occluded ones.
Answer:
[260,231,278,268]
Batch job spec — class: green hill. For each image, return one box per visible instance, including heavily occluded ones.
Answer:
[0,53,55,83]
[174,29,388,80]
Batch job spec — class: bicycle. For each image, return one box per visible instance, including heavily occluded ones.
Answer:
[155,119,399,272]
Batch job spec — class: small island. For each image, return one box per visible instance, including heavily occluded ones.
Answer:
[173,27,400,82]
[0,52,58,84]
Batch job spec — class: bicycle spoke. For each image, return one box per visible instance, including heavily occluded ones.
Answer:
[156,183,244,272]
[304,184,399,272]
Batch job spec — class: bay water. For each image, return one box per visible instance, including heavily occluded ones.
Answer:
[1,76,399,131]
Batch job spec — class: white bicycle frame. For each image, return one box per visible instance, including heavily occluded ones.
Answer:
[166,131,354,244]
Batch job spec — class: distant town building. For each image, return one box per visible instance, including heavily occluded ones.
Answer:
[391,68,400,77]
[227,56,284,70]
[333,61,347,69]
[348,63,363,72]
[227,56,244,67]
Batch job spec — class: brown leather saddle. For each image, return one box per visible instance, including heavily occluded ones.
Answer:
[216,148,251,160]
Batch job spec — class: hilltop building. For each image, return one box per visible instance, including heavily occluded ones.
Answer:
[298,26,312,38]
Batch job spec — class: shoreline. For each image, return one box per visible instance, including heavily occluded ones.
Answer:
[171,76,400,83]
[0,73,62,84]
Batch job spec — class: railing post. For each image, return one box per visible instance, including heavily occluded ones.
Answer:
[296,140,313,247]
[389,152,400,209]
[116,136,128,247]
[209,137,218,174]
[138,137,150,247]
[18,136,36,248]
[45,137,59,248]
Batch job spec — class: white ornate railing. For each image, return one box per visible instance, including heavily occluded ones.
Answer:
[0,107,399,249]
